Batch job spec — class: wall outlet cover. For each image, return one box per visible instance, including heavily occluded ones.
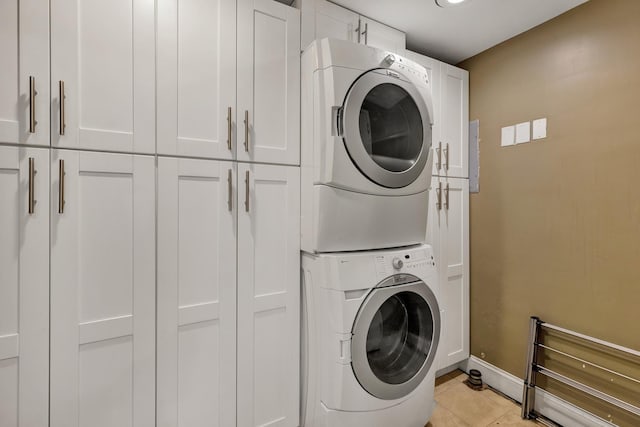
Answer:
[501,126,515,147]
[515,122,531,144]
[532,118,547,140]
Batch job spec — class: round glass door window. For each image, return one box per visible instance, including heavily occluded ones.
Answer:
[366,291,433,384]
[351,279,440,400]
[342,70,432,188]
[359,83,424,173]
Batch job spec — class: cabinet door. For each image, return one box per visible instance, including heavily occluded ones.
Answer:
[157,157,237,427]
[237,163,300,427]
[0,0,49,146]
[440,64,469,178]
[237,0,300,165]
[315,0,358,43]
[360,16,406,53]
[438,177,469,369]
[50,150,155,427]
[404,51,442,176]
[0,146,49,427]
[157,0,236,159]
[50,0,155,153]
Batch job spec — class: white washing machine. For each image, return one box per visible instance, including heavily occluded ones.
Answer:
[301,245,441,427]
[301,38,435,253]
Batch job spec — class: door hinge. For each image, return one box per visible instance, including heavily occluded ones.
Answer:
[332,106,344,137]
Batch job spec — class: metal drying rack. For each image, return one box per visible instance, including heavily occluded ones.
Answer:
[522,317,640,426]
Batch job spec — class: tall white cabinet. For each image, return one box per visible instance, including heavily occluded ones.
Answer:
[0,146,49,427]
[50,150,156,427]
[157,158,238,427]
[407,50,470,371]
[237,164,301,427]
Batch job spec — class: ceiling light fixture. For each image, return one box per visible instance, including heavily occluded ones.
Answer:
[435,0,468,7]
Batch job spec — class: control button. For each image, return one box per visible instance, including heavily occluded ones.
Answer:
[382,54,396,67]
[392,257,404,269]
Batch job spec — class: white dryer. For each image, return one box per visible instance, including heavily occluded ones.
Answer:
[301,38,435,253]
[301,245,441,427]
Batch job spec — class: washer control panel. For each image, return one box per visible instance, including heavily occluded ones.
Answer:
[374,246,435,279]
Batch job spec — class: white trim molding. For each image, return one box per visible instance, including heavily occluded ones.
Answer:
[461,356,611,427]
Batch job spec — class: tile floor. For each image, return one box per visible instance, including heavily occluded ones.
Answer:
[426,370,542,427]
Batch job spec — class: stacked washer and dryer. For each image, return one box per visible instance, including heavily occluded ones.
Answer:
[300,38,442,427]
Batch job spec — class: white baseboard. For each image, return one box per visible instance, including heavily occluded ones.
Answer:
[461,356,610,427]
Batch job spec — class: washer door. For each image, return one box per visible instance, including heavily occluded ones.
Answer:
[351,277,440,400]
[341,69,432,188]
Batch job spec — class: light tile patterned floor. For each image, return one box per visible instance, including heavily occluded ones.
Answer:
[426,371,542,427]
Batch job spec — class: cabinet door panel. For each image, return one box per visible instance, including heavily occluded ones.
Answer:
[315,0,358,42]
[441,65,469,178]
[0,0,49,146]
[360,16,405,53]
[51,0,155,153]
[238,0,300,165]
[237,163,300,427]
[157,0,236,159]
[157,157,237,427]
[50,150,155,427]
[439,177,469,368]
[0,146,49,427]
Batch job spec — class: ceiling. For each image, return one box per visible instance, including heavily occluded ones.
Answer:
[331,0,589,64]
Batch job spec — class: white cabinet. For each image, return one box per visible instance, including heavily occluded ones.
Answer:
[359,16,405,53]
[314,0,358,43]
[428,177,469,370]
[302,0,405,53]
[50,150,156,427]
[156,0,300,164]
[238,0,301,165]
[0,146,49,427]
[157,157,237,427]
[50,0,155,153]
[157,0,236,159]
[440,64,469,179]
[237,163,300,427]
[405,51,469,178]
[0,0,49,146]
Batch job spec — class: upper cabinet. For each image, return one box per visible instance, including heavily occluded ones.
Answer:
[406,51,469,178]
[157,0,236,160]
[302,0,406,53]
[237,0,301,165]
[0,0,49,147]
[157,0,300,164]
[50,0,156,153]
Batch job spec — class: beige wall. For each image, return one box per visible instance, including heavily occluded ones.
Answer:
[458,0,640,423]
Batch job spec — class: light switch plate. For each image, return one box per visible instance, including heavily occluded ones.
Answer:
[533,118,547,140]
[501,126,515,147]
[515,122,531,144]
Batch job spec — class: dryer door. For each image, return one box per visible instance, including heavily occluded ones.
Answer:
[341,70,432,188]
[351,276,440,400]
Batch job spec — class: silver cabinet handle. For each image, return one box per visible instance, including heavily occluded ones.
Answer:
[436,181,442,211]
[244,170,250,212]
[227,107,232,151]
[29,76,37,133]
[227,168,233,211]
[444,183,450,210]
[355,18,361,43]
[58,159,65,214]
[436,142,442,171]
[444,142,449,171]
[59,80,66,135]
[244,110,250,153]
[362,22,368,45]
[28,157,36,214]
